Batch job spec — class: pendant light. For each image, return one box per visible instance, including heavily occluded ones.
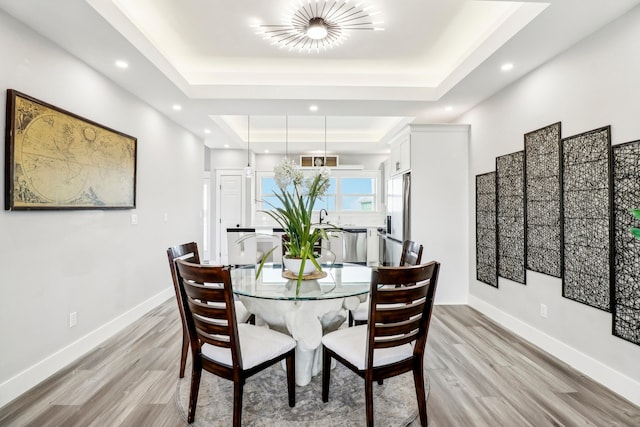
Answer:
[324,116,327,166]
[285,115,289,160]
[244,115,253,178]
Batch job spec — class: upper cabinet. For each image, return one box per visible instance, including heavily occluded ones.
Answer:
[390,132,411,176]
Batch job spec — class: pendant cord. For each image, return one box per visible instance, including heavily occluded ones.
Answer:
[324,116,327,162]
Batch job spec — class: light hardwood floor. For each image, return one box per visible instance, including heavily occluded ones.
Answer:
[1,300,638,426]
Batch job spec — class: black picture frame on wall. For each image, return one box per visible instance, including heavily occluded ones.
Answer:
[496,151,526,285]
[560,126,612,312]
[4,89,137,210]
[476,172,498,287]
[524,122,562,278]
[611,139,640,346]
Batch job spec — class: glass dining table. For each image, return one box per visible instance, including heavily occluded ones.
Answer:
[230,262,372,386]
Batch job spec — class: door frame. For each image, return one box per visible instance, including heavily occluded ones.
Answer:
[215,169,247,264]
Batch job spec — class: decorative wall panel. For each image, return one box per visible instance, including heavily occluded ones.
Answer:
[525,122,562,277]
[496,151,526,284]
[476,172,498,287]
[561,126,611,311]
[612,140,640,345]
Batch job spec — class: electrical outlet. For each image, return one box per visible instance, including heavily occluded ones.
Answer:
[540,304,548,318]
[131,213,138,225]
[69,312,77,328]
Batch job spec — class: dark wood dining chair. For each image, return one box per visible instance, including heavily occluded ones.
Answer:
[349,239,424,326]
[322,261,440,427]
[400,239,424,267]
[175,259,296,426]
[167,242,200,379]
[167,242,253,379]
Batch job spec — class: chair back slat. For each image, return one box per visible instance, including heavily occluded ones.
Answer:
[374,331,419,349]
[374,302,425,324]
[175,259,242,367]
[375,284,428,304]
[372,264,433,287]
[374,317,421,337]
[366,262,440,367]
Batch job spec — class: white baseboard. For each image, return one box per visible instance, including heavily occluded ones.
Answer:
[0,288,174,408]
[468,295,640,407]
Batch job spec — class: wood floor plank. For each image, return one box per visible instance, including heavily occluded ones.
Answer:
[1,300,638,426]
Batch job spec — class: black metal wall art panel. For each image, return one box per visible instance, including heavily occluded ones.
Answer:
[525,122,562,277]
[561,126,612,311]
[612,140,640,345]
[496,151,526,284]
[476,172,498,287]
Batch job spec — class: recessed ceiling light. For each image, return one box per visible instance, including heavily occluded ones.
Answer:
[172,104,182,111]
[309,105,318,112]
[264,149,270,153]
[204,129,211,134]
[115,60,128,69]
[501,63,514,71]
[445,106,453,112]
[223,144,230,148]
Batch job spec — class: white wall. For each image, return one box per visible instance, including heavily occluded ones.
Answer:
[0,11,203,407]
[410,124,470,305]
[461,6,640,405]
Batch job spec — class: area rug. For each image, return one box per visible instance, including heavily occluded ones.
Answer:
[175,362,428,426]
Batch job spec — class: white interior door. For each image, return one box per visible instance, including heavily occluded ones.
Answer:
[217,173,244,264]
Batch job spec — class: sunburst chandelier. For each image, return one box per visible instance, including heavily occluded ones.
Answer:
[252,0,384,53]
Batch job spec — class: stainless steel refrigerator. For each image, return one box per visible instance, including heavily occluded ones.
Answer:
[383,172,410,265]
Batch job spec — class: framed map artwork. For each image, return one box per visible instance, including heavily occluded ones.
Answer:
[5,89,137,210]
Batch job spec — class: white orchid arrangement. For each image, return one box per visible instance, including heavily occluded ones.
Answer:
[260,158,332,295]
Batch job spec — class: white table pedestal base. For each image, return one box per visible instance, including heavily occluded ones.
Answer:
[239,295,359,386]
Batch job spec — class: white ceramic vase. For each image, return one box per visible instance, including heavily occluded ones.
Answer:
[283,256,317,276]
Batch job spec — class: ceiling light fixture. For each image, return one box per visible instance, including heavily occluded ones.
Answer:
[253,0,384,53]
[115,60,128,69]
[307,17,328,40]
[309,105,318,112]
[501,63,514,71]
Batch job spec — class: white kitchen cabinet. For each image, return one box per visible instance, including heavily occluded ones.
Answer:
[390,135,411,175]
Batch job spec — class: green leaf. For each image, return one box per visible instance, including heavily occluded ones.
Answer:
[631,227,640,240]
[632,209,640,220]
[255,246,278,280]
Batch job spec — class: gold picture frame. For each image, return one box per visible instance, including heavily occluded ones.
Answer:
[4,89,137,210]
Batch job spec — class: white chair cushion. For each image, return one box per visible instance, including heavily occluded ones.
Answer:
[321,325,414,371]
[234,300,251,323]
[351,300,369,321]
[202,323,296,370]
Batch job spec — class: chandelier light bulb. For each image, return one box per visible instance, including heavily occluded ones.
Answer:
[306,17,328,40]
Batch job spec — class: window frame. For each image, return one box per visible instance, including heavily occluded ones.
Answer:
[256,168,382,214]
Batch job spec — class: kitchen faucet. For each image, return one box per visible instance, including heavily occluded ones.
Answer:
[319,208,328,224]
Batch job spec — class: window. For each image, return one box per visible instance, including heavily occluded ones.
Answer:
[340,177,375,211]
[257,169,379,213]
